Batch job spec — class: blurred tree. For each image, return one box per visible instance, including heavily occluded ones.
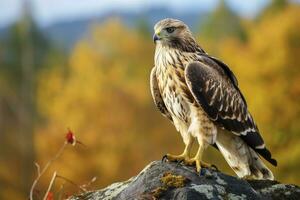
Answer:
[0,4,37,197]
[200,0,247,43]
[136,16,151,38]
[0,0,65,198]
[259,0,288,18]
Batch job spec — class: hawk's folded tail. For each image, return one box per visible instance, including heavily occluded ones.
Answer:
[216,130,274,180]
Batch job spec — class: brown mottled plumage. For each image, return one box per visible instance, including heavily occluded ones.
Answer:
[150,18,276,179]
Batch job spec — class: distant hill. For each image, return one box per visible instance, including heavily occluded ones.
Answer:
[43,7,207,50]
[0,7,206,51]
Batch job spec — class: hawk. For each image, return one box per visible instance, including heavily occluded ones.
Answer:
[150,18,277,180]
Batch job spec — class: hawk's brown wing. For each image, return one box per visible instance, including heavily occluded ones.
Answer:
[150,67,173,122]
[185,59,277,166]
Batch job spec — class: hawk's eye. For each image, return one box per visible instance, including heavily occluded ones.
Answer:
[166,27,175,33]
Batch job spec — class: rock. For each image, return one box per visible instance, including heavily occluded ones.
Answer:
[69,161,300,200]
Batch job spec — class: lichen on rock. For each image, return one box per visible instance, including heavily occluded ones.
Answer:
[151,171,189,198]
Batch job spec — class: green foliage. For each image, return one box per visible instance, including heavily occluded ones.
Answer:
[136,16,151,38]
[0,10,67,200]
[200,0,247,42]
[262,0,289,16]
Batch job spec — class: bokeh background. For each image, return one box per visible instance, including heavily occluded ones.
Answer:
[0,0,300,199]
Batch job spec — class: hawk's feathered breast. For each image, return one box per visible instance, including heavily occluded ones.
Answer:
[155,47,191,123]
[154,46,217,144]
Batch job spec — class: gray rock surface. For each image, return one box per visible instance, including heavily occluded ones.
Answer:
[70,161,300,200]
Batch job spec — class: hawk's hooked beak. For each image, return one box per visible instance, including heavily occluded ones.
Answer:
[153,33,160,43]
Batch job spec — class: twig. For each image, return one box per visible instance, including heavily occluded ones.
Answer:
[30,142,67,200]
[56,183,66,200]
[81,176,97,190]
[56,175,87,192]
[43,171,57,200]
[35,162,41,176]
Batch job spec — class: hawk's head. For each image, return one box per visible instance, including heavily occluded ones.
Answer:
[153,18,201,52]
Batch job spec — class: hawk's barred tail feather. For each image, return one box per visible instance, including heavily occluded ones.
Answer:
[240,131,277,166]
[255,148,277,166]
[248,148,274,180]
[216,130,274,180]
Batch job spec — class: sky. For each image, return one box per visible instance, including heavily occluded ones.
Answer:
[0,0,272,28]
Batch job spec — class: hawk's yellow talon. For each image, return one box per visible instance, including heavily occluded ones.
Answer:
[196,160,201,173]
[183,158,213,172]
[164,153,189,162]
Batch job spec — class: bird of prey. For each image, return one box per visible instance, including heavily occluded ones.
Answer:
[150,18,277,180]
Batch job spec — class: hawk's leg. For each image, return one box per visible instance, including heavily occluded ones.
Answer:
[184,141,217,172]
[164,136,194,163]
